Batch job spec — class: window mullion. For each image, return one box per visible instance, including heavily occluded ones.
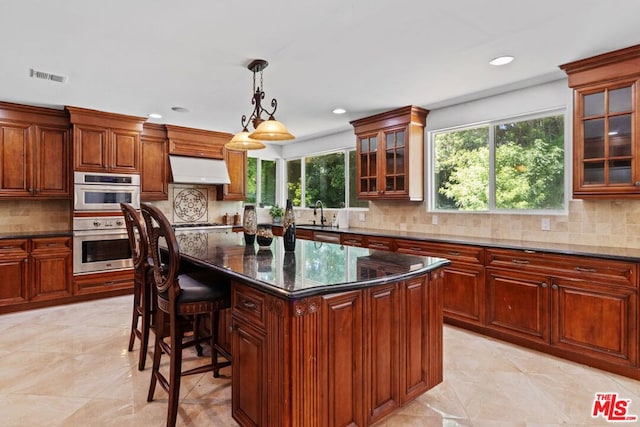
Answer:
[488,125,496,210]
[256,159,262,205]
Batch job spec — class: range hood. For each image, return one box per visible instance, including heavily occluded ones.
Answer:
[169,155,230,185]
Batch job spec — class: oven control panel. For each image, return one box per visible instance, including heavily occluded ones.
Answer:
[73,216,126,231]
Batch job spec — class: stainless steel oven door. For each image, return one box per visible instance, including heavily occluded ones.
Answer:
[73,229,133,274]
[74,184,140,211]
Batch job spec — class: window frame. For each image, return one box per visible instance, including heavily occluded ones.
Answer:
[246,156,279,208]
[428,108,569,215]
[284,148,368,209]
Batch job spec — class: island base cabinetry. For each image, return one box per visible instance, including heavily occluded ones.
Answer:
[230,269,444,427]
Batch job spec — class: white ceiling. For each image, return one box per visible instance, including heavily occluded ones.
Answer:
[1,0,639,142]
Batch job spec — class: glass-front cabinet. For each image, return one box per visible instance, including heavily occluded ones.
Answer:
[561,44,640,198]
[351,105,428,201]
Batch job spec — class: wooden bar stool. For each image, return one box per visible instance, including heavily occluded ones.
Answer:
[121,202,154,371]
[140,203,231,427]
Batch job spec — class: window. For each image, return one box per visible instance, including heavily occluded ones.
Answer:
[432,112,565,212]
[305,152,345,208]
[245,157,277,207]
[285,149,366,209]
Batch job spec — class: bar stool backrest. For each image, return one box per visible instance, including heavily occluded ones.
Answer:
[140,203,180,295]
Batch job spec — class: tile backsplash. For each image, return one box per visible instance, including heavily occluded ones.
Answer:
[0,200,71,233]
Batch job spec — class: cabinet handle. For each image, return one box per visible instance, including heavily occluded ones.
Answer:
[540,282,547,288]
[411,247,423,252]
[447,251,461,256]
[0,245,19,249]
[346,239,359,244]
[523,249,536,254]
[241,299,257,310]
[511,259,530,264]
[575,266,597,273]
[370,242,386,247]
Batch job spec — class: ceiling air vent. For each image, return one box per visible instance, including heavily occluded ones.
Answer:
[29,68,67,83]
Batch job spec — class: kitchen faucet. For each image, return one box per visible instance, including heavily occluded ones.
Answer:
[313,200,327,227]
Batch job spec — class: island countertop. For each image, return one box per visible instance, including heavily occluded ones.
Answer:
[173,230,449,299]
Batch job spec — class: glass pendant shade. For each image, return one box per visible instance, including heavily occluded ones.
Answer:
[225,131,266,150]
[248,119,295,141]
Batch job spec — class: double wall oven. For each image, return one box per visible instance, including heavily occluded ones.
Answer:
[73,172,140,275]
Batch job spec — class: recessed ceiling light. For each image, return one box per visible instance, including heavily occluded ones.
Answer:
[332,108,346,114]
[171,106,190,113]
[148,113,162,119]
[489,56,515,66]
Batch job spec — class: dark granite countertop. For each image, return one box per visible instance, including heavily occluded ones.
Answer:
[174,230,449,299]
[0,230,73,240]
[296,225,640,262]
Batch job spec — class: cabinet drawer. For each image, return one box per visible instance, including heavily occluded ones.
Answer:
[31,237,72,252]
[296,228,314,240]
[396,240,483,264]
[0,239,29,255]
[341,233,366,247]
[232,283,266,329]
[73,269,134,295]
[486,248,637,287]
[367,236,394,252]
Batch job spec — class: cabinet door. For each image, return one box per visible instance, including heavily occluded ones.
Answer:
[30,237,73,302]
[110,128,140,173]
[381,127,408,197]
[140,134,168,200]
[357,133,379,198]
[486,268,550,344]
[573,80,638,197]
[218,148,246,201]
[33,125,71,198]
[0,122,32,196]
[551,277,637,366]
[365,283,400,424]
[320,290,364,427]
[74,124,109,172]
[443,262,485,325]
[0,240,29,306]
[231,317,267,427]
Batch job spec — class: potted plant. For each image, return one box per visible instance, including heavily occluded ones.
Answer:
[269,204,285,224]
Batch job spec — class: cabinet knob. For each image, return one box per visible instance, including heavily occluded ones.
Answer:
[551,284,558,290]
[540,282,547,288]
[635,181,640,186]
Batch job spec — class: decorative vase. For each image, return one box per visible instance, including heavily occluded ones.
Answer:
[256,248,273,273]
[283,251,296,289]
[243,205,257,245]
[256,223,274,249]
[282,199,296,252]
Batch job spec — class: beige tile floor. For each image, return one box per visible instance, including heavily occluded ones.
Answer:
[1,296,639,426]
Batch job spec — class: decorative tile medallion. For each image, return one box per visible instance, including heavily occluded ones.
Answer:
[173,188,207,223]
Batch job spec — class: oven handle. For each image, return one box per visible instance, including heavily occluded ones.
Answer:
[73,229,129,237]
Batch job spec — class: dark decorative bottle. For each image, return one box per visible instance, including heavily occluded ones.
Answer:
[282,199,296,252]
[243,205,257,245]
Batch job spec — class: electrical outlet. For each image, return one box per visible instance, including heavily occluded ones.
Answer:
[358,213,366,222]
[432,215,438,225]
[541,218,551,231]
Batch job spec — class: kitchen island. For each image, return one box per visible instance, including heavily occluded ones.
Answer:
[173,230,449,427]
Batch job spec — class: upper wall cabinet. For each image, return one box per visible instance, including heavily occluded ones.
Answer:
[0,102,71,198]
[166,125,230,159]
[67,107,146,174]
[560,44,640,198]
[217,147,247,201]
[350,106,428,201]
[140,123,169,201]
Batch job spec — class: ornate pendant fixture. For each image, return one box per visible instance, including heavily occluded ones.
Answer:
[226,59,295,150]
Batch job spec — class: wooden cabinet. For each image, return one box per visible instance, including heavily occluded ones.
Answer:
[67,106,146,174]
[560,44,640,198]
[166,124,230,159]
[73,269,134,296]
[230,268,443,427]
[30,237,73,302]
[0,237,72,309]
[396,239,485,326]
[0,239,29,306]
[0,102,71,198]
[485,248,638,368]
[140,123,169,201]
[217,147,247,201]
[350,105,428,201]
